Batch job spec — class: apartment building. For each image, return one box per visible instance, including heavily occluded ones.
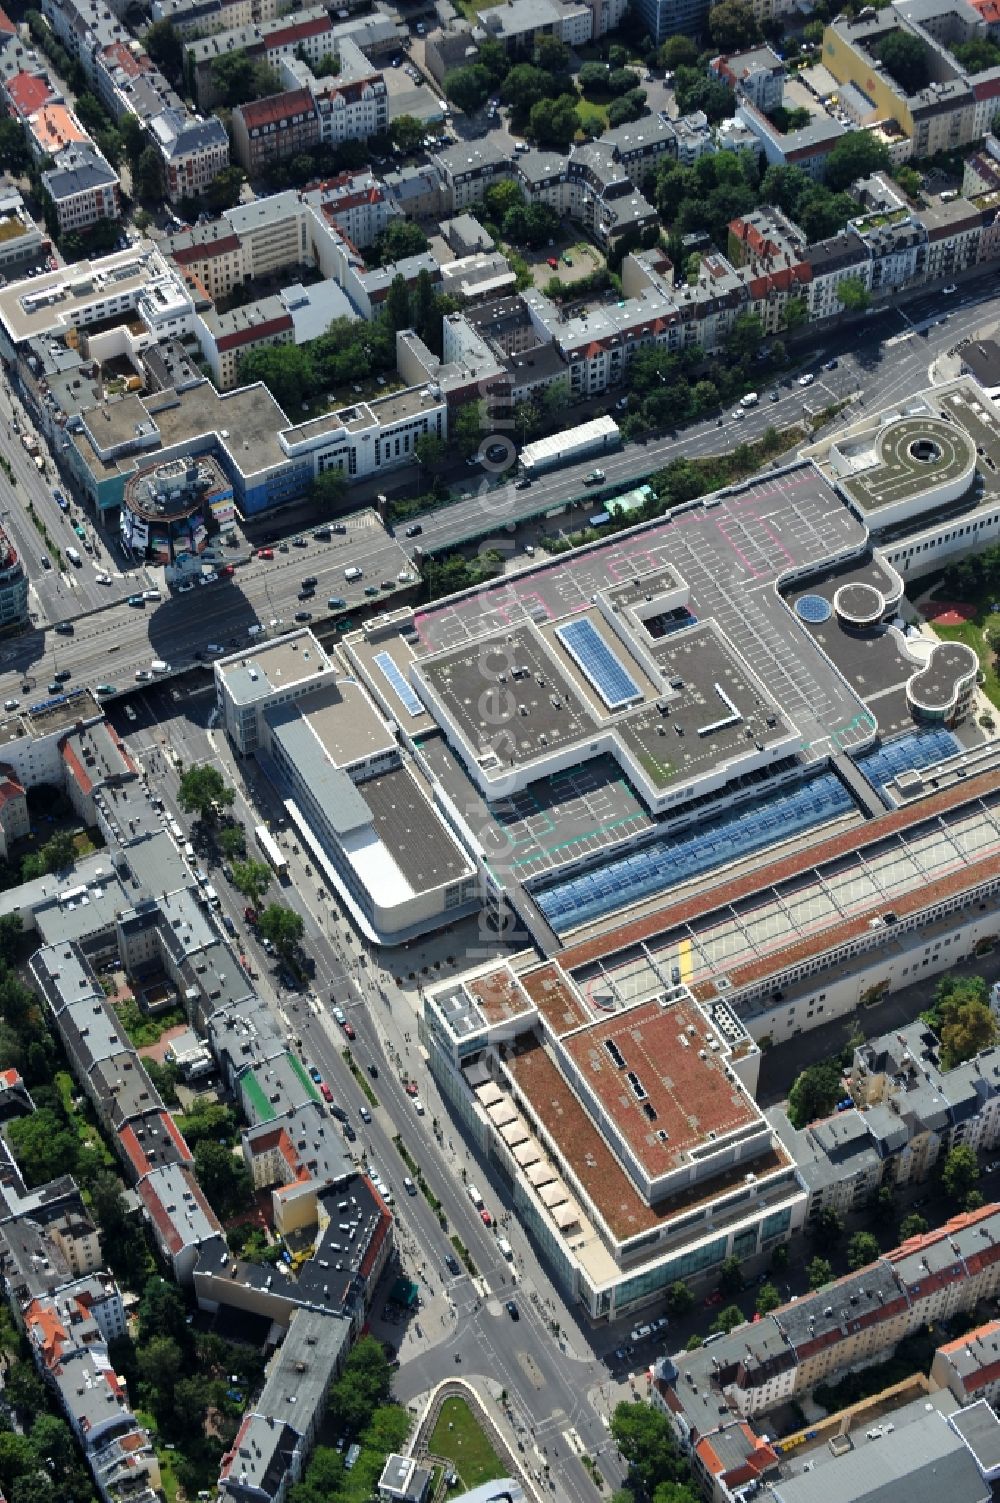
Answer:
[41,145,121,234]
[149,110,230,205]
[302,170,398,250]
[231,88,319,175]
[185,5,334,109]
[711,45,785,113]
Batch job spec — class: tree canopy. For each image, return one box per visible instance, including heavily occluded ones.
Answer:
[258,903,305,957]
[874,32,930,94]
[231,859,272,908]
[707,0,762,52]
[923,975,997,1069]
[178,764,233,822]
[787,1059,844,1129]
[611,1402,693,1498]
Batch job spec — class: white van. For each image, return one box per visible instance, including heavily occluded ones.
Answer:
[204,884,220,908]
[150,659,170,674]
[497,1236,513,1261]
[344,566,363,582]
[183,841,195,859]
[740,392,759,407]
[170,820,183,840]
[65,545,81,566]
[467,1183,484,1209]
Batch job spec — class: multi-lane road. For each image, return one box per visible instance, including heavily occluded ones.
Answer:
[119,686,625,1500]
[1,277,997,707]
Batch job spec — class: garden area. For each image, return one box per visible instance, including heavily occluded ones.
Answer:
[426,1397,506,1493]
[924,543,1000,717]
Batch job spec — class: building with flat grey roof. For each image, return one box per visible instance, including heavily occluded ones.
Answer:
[216,632,479,945]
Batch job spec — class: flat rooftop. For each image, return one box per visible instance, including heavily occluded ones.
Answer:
[561,998,763,1176]
[297,679,396,769]
[414,464,872,772]
[0,246,159,344]
[840,415,975,513]
[218,631,330,704]
[361,764,471,891]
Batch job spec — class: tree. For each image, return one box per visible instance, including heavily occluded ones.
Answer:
[211,50,281,106]
[836,275,870,312]
[787,1059,843,1128]
[0,1435,38,1497]
[3,1362,45,1423]
[875,32,929,93]
[608,90,647,128]
[231,859,272,908]
[500,64,560,122]
[672,67,735,123]
[534,34,569,72]
[327,1336,393,1433]
[660,36,699,68]
[134,144,164,202]
[138,1332,183,1395]
[665,1281,694,1318]
[29,1415,75,1478]
[194,1140,253,1219]
[784,296,809,331]
[0,119,31,177]
[846,1231,880,1270]
[178,764,233,823]
[579,61,611,93]
[811,1206,844,1245]
[7,1109,78,1187]
[258,903,304,957]
[941,1143,979,1206]
[824,131,891,191]
[807,1256,833,1289]
[769,1243,790,1274]
[386,272,412,333]
[238,343,315,412]
[727,312,764,361]
[144,19,183,77]
[484,179,525,221]
[608,67,642,96]
[88,1168,129,1236]
[936,981,997,1069]
[389,115,426,154]
[444,64,492,114]
[708,0,762,51]
[311,467,348,511]
[899,1212,929,1240]
[718,1255,743,1295]
[206,165,246,214]
[138,1276,189,1345]
[756,1282,781,1315]
[528,94,580,150]
[414,434,448,470]
[218,824,247,859]
[11,1473,55,1503]
[711,1304,745,1335]
[452,400,486,458]
[610,1403,687,1497]
[377,218,429,266]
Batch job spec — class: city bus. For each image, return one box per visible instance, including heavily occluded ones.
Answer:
[254,824,289,882]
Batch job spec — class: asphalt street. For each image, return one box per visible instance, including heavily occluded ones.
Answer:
[114,687,625,1499]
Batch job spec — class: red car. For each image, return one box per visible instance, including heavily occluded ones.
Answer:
[343,1020,356,1040]
[480,1208,493,1227]
[220,564,234,577]
[319,1081,333,1102]
[404,1081,419,1097]
[256,547,274,560]
[546,256,558,269]
[244,906,258,924]
[704,1290,723,1308]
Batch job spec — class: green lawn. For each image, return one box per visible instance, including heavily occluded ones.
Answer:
[427,1398,506,1493]
[930,603,1000,712]
[576,98,610,133]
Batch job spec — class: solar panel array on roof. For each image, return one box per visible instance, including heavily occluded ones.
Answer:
[556,618,641,711]
[373,650,423,718]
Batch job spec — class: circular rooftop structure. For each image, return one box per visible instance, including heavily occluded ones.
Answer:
[838,414,976,524]
[795,594,833,624]
[907,640,979,725]
[834,580,886,630]
[121,456,229,563]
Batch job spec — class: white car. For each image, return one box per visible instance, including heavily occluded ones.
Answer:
[412,1095,425,1115]
[332,1005,347,1025]
[3,699,19,711]
[202,569,218,584]
[942,283,957,294]
[798,373,815,386]
[95,571,112,585]
[134,668,153,682]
